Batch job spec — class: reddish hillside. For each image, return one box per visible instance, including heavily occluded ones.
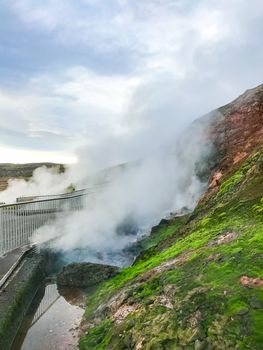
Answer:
[206,84,263,194]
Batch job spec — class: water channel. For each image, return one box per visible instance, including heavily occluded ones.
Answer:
[11,281,86,350]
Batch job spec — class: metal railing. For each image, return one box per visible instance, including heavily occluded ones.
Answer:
[0,192,88,256]
[16,188,88,203]
[16,183,109,203]
[0,182,111,256]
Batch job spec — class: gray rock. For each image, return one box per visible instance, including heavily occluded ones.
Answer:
[195,339,208,350]
[57,262,120,288]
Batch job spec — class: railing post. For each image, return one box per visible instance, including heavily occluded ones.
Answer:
[0,208,3,256]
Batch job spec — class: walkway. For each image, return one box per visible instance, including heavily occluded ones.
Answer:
[0,246,31,289]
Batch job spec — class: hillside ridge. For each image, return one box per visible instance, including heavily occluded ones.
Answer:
[0,163,64,192]
[78,85,263,350]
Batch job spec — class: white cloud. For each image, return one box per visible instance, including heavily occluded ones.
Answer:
[0,145,77,164]
[6,0,249,71]
[1,0,263,163]
[0,66,141,160]
[52,66,139,114]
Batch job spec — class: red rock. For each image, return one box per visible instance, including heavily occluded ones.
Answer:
[240,276,263,287]
[202,84,263,196]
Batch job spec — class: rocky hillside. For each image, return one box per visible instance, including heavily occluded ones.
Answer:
[79,85,263,350]
[205,83,263,195]
[0,163,64,191]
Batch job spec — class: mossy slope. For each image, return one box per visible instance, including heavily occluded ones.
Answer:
[80,145,263,350]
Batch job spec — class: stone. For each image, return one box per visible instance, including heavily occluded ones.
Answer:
[150,219,170,234]
[57,262,120,288]
[236,308,249,316]
[194,339,207,350]
[240,275,263,288]
[249,296,263,309]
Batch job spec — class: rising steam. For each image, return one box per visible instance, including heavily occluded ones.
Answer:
[0,103,214,265]
[31,118,212,265]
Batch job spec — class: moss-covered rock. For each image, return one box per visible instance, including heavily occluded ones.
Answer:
[57,262,120,288]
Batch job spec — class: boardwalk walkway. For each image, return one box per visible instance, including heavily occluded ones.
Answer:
[0,246,31,289]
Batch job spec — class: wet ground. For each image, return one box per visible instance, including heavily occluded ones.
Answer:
[0,247,30,287]
[7,235,141,350]
[11,282,85,350]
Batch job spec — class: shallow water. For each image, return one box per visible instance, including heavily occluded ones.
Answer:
[12,282,85,350]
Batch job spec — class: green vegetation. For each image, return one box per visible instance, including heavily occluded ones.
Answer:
[80,146,263,350]
[253,197,263,216]
[66,183,76,193]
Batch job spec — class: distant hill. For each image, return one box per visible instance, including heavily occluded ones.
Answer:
[0,163,65,191]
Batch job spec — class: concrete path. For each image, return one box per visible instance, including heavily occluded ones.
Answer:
[0,246,30,288]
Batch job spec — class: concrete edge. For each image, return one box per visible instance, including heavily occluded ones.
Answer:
[0,245,34,290]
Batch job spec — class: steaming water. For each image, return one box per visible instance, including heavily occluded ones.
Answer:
[56,245,139,267]
[11,282,85,350]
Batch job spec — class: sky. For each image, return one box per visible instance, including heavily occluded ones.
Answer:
[0,0,263,164]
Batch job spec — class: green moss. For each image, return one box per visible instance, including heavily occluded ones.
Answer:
[252,197,263,215]
[217,171,243,197]
[250,310,263,345]
[79,319,114,350]
[200,217,212,226]
[80,145,263,349]
[138,215,189,252]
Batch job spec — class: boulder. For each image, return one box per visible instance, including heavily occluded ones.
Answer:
[57,262,120,288]
[150,218,170,234]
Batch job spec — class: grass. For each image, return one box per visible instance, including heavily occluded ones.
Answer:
[80,146,263,350]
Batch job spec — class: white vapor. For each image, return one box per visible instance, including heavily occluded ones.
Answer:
[0,166,73,204]
[30,117,211,265]
[1,0,261,264]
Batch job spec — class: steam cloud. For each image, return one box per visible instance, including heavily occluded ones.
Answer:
[0,81,215,265]
[30,118,212,265]
[0,166,74,204]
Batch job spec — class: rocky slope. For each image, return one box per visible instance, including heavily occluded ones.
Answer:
[205,84,263,195]
[79,85,263,349]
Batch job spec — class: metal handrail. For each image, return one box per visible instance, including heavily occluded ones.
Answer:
[14,182,110,204]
